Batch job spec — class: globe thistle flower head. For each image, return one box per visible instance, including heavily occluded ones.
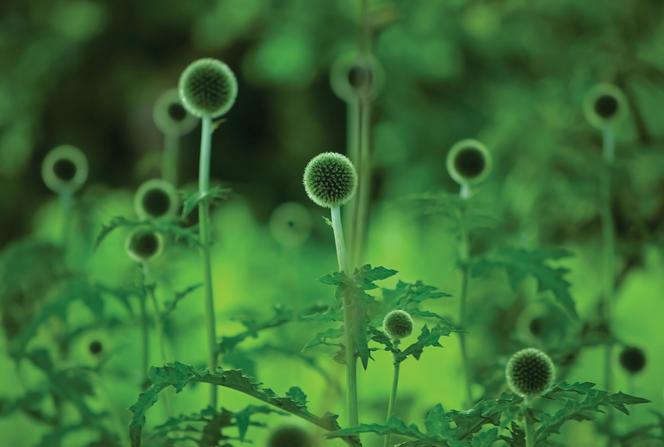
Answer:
[584,83,627,130]
[303,152,357,208]
[179,58,238,118]
[383,310,414,340]
[153,89,197,136]
[331,53,385,102]
[134,179,179,220]
[41,145,89,194]
[506,348,555,398]
[269,202,313,247]
[446,139,492,186]
[125,228,164,263]
[268,425,312,447]
[619,346,646,375]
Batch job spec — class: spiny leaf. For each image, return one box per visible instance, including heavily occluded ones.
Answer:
[181,186,232,219]
[95,216,199,249]
[395,324,454,363]
[161,283,202,318]
[472,247,578,318]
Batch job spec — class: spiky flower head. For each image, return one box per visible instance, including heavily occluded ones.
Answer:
[268,425,312,447]
[134,179,179,220]
[269,202,313,247]
[383,310,414,340]
[446,139,492,186]
[153,89,197,136]
[619,346,646,375]
[584,83,627,130]
[331,53,385,102]
[179,58,238,118]
[303,152,357,208]
[506,348,555,398]
[125,228,164,263]
[41,145,89,194]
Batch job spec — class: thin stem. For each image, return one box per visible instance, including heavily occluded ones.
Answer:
[350,97,372,268]
[457,201,473,407]
[383,348,401,447]
[198,115,218,408]
[524,408,535,447]
[344,100,360,236]
[139,280,149,385]
[162,133,180,185]
[600,125,616,446]
[331,206,359,428]
[59,191,73,248]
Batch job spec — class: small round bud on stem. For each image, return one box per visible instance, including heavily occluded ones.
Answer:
[619,346,646,375]
[179,58,238,118]
[41,145,89,194]
[303,152,357,208]
[125,228,164,263]
[331,53,385,102]
[153,89,198,136]
[383,310,414,340]
[134,179,179,220]
[269,202,313,247]
[583,83,627,130]
[268,425,312,447]
[506,348,555,398]
[446,139,492,186]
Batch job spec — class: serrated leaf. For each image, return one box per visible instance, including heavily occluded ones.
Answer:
[161,283,202,318]
[181,186,232,218]
[472,247,578,318]
[95,217,200,249]
[395,324,453,363]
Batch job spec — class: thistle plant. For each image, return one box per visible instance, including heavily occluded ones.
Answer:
[446,138,492,406]
[382,309,413,447]
[134,178,179,221]
[41,144,89,246]
[153,89,197,185]
[506,348,555,447]
[179,57,238,407]
[303,151,359,426]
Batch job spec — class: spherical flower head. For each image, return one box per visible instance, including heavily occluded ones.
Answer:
[134,179,179,220]
[303,152,357,208]
[125,228,164,263]
[268,425,312,447]
[331,53,385,102]
[583,83,627,130]
[383,310,414,340]
[179,58,238,118]
[446,139,492,186]
[153,89,198,136]
[619,346,646,375]
[41,145,89,194]
[506,348,555,398]
[269,202,313,247]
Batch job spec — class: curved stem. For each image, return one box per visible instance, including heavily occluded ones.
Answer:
[331,206,359,429]
[383,349,401,447]
[162,133,180,185]
[198,115,218,408]
[600,125,616,446]
[457,203,473,407]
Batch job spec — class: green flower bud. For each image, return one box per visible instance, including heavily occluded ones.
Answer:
[178,58,238,118]
[268,425,312,447]
[125,228,163,263]
[41,145,89,194]
[303,152,357,208]
[269,202,313,247]
[584,83,627,129]
[506,348,555,398]
[331,53,385,102]
[383,309,414,340]
[153,89,197,136]
[446,139,492,186]
[134,179,179,220]
[619,346,646,375]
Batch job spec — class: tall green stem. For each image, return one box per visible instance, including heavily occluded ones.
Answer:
[162,134,179,185]
[524,408,535,447]
[600,125,615,446]
[383,347,400,447]
[60,191,73,248]
[198,115,218,408]
[331,206,359,428]
[457,198,473,407]
[344,100,360,236]
[351,97,372,268]
[139,282,149,385]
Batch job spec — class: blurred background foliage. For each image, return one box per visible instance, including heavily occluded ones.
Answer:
[1,0,664,446]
